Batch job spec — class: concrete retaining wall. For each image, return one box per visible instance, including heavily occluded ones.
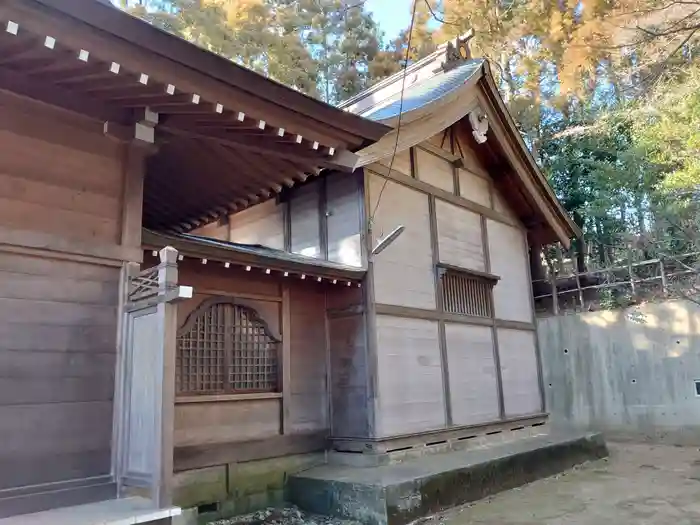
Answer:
[538,299,700,445]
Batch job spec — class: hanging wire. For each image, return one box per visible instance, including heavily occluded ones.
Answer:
[422,0,462,27]
[368,0,419,229]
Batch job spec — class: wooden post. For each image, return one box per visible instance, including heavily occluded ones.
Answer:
[550,273,559,316]
[574,271,584,310]
[627,246,637,298]
[155,246,178,508]
[281,285,292,434]
[660,258,668,295]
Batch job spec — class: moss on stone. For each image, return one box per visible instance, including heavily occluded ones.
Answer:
[173,466,228,508]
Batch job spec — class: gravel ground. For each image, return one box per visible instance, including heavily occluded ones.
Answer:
[208,506,362,525]
[417,442,700,525]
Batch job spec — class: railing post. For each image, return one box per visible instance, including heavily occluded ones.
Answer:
[154,246,179,508]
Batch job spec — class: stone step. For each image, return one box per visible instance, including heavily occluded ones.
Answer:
[288,430,608,525]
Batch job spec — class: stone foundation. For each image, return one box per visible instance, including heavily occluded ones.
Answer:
[172,453,326,525]
[288,431,608,525]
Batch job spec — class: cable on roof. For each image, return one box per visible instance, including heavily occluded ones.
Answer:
[368,0,419,232]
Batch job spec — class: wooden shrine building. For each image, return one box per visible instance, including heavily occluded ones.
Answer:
[0,2,583,524]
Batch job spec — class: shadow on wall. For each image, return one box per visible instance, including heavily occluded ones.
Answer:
[538,299,700,445]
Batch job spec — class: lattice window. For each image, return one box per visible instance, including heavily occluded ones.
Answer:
[440,269,493,318]
[176,299,279,395]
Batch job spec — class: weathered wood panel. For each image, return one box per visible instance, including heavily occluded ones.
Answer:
[124,306,162,477]
[435,199,485,271]
[291,181,322,258]
[327,173,362,267]
[289,285,329,433]
[458,169,491,208]
[497,328,541,417]
[488,220,533,322]
[444,323,500,425]
[375,315,445,436]
[0,401,113,489]
[174,398,281,446]
[368,172,435,310]
[328,314,369,437]
[415,148,454,192]
[0,105,123,245]
[229,199,285,250]
[378,148,411,177]
[0,130,121,197]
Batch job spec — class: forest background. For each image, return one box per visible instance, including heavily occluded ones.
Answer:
[118,0,700,281]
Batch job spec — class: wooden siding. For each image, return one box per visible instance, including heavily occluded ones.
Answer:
[367,172,435,309]
[291,181,322,259]
[328,314,369,437]
[497,328,541,417]
[288,285,329,433]
[326,174,362,267]
[435,199,485,271]
[375,315,445,436]
[0,99,122,246]
[444,323,499,425]
[415,148,454,192]
[0,252,118,490]
[229,199,285,250]
[378,148,411,177]
[488,219,533,322]
[174,398,281,446]
[458,169,491,208]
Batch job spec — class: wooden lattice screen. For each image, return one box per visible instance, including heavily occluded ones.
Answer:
[176,300,279,395]
[440,270,493,318]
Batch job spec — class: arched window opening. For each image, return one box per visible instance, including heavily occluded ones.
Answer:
[176,299,279,395]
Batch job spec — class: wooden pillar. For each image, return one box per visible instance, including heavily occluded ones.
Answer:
[154,246,178,508]
[116,247,191,509]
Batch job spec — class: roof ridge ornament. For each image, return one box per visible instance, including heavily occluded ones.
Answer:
[442,29,475,72]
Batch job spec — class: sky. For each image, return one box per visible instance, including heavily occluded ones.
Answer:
[364,0,413,40]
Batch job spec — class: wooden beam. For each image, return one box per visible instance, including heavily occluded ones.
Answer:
[7,0,379,147]
[160,124,355,171]
[173,432,327,472]
[0,65,132,123]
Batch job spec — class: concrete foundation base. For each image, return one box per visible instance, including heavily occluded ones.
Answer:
[288,430,608,525]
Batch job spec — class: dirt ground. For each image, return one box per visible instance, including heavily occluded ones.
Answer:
[418,442,700,525]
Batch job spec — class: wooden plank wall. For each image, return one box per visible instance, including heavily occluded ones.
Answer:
[0,92,140,509]
[0,254,118,490]
[497,328,541,417]
[435,200,485,271]
[288,285,329,433]
[290,181,322,258]
[487,219,533,323]
[363,131,545,438]
[326,174,362,267]
[444,323,500,425]
[375,316,444,436]
[367,172,435,309]
[327,285,370,438]
[0,94,123,246]
[172,262,330,466]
